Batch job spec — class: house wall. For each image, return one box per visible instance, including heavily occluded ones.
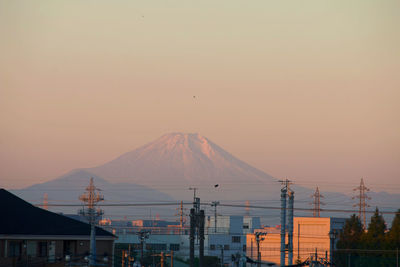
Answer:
[0,238,114,267]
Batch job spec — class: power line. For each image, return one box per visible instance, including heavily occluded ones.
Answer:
[34,201,399,215]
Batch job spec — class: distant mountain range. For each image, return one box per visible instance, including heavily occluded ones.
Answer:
[11,133,400,225]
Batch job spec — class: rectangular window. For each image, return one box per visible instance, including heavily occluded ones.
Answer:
[243,245,246,252]
[169,244,180,251]
[224,245,230,251]
[38,242,48,257]
[8,241,21,257]
[232,236,241,243]
[27,241,37,257]
[210,245,216,251]
[146,244,167,251]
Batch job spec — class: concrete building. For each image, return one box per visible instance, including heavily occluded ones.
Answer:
[246,217,346,266]
[113,215,261,266]
[206,216,248,265]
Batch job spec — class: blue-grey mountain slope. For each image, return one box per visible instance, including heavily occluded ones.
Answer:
[12,169,176,220]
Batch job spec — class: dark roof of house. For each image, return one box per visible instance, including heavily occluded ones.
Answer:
[0,189,114,237]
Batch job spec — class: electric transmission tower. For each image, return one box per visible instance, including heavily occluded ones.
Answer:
[175,200,187,228]
[79,177,104,266]
[245,200,250,217]
[310,186,324,217]
[352,178,371,228]
[43,193,48,210]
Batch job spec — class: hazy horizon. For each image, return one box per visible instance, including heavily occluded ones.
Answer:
[1,1,399,194]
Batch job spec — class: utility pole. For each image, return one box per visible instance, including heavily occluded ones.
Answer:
[287,190,294,266]
[79,178,104,267]
[353,178,371,228]
[189,188,205,267]
[211,201,220,233]
[255,232,267,267]
[137,230,150,265]
[199,210,205,267]
[189,208,195,267]
[279,179,292,267]
[311,187,324,217]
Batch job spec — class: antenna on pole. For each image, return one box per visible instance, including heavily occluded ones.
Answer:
[189,187,200,213]
[310,187,324,217]
[352,178,371,228]
[189,187,197,201]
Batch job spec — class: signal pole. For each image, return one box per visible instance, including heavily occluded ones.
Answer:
[79,178,104,267]
[311,187,324,217]
[353,178,371,228]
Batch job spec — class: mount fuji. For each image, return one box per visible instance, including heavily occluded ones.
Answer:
[88,133,279,200]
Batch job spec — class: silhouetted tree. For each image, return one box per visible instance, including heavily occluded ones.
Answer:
[364,207,386,249]
[386,209,400,249]
[337,214,364,249]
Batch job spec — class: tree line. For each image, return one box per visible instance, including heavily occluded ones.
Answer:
[335,208,400,266]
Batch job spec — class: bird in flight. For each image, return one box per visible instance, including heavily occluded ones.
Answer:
[214,184,219,188]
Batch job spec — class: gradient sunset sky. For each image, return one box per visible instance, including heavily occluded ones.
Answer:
[1,1,399,193]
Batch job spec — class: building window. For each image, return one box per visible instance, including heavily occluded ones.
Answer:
[224,245,230,251]
[146,244,167,251]
[232,236,241,243]
[27,241,37,257]
[243,245,246,252]
[8,241,21,257]
[210,245,216,251]
[38,242,48,257]
[243,224,249,229]
[170,244,180,251]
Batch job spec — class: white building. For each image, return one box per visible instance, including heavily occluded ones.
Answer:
[114,215,261,266]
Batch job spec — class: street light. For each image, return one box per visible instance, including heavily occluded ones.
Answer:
[254,232,267,267]
[329,230,338,265]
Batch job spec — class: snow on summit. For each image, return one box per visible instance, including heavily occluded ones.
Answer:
[88,133,276,187]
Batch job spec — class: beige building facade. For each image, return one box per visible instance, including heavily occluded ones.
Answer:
[246,217,345,266]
